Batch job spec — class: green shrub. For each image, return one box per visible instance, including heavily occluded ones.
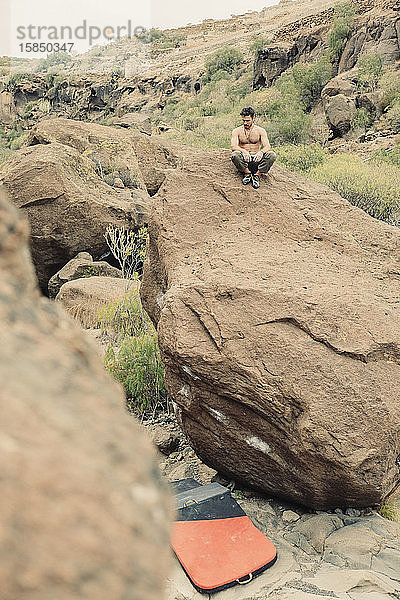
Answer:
[10,134,28,150]
[104,225,147,279]
[379,70,400,110]
[36,52,72,73]
[372,144,400,166]
[350,107,374,131]
[328,1,356,61]
[146,28,167,43]
[5,72,34,91]
[204,46,243,81]
[9,130,28,150]
[100,287,166,415]
[105,332,165,415]
[250,34,271,54]
[98,287,152,339]
[386,102,400,132]
[22,101,34,119]
[266,107,312,145]
[379,498,400,522]
[308,153,400,223]
[0,147,11,165]
[276,56,332,110]
[356,54,383,91]
[276,143,328,172]
[157,32,187,49]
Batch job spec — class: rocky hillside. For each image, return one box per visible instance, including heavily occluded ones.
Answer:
[1,0,400,151]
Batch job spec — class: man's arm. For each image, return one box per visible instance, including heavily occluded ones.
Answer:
[231,129,251,161]
[260,128,272,152]
[230,129,242,152]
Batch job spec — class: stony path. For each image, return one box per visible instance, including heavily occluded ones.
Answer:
[145,415,400,600]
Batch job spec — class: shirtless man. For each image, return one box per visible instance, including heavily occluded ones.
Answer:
[231,106,276,189]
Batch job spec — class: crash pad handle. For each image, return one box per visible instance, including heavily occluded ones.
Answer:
[236,573,253,585]
[183,499,197,507]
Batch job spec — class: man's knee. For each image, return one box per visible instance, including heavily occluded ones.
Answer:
[264,150,277,161]
[231,150,242,162]
[231,150,246,172]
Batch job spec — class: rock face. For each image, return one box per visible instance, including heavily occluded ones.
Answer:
[0,187,172,600]
[0,141,139,291]
[56,276,135,327]
[253,34,323,88]
[48,252,122,298]
[339,13,400,73]
[141,144,400,510]
[0,91,16,125]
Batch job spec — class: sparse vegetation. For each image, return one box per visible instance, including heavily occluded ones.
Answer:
[0,128,11,165]
[379,497,400,522]
[250,34,271,54]
[356,55,383,91]
[138,28,187,49]
[104,225,147,279]
[308,153,400,224]
[204,46,244,82]
[98,287,151,339]
[100,224,166,416]
[372,144,400,167]
[276,143,329,172]
[379,70,400,110]
[275,55,332,111]
[105,326,165,416]
[101,287,166,416]
[328,1,356,61]
[350,107,374,132]
[36,52,72,73]
[386,102,400,132]
[5,71,35,92]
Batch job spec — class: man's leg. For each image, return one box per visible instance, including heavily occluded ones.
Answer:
[256,150,277,175]
[231,150,252,185]
[231,150,250,173]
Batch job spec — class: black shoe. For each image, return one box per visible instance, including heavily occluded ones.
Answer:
[252,174,260,189]
[242,173,252,185]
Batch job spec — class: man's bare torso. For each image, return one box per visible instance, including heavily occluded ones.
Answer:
[234,124,263,153]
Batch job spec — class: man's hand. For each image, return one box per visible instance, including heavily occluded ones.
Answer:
[254,151,263,162]
[241,150,251,162]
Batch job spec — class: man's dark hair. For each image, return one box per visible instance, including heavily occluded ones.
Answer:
[240,106,255,118]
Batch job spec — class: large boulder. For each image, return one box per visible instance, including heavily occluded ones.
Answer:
[126,128,182,197]
[323,93,357,137]
[48,252,122,298]
[321,73,357,100]
[0,142,140,291]
[28,117,181,197]
[141,143,400,510]
[27,117,147,192]
[56,276,136,327]
[0,187,172,600]
[112,112,153,136]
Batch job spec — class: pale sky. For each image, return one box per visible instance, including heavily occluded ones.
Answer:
[1,0,279,57]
